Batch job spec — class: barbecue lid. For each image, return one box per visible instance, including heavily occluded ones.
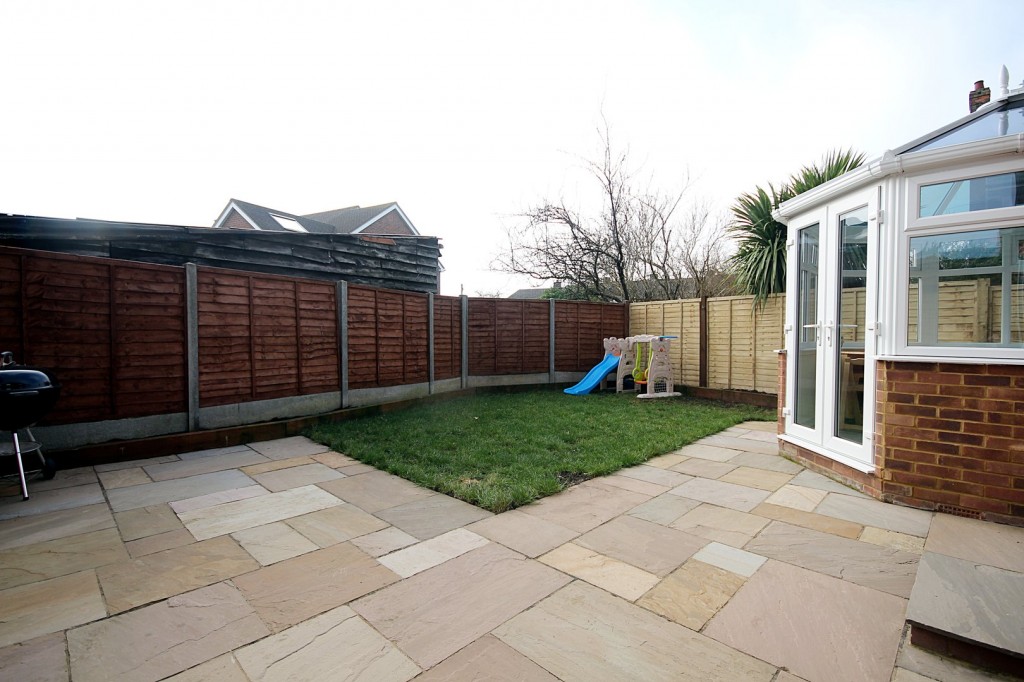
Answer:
[0,352,60,394]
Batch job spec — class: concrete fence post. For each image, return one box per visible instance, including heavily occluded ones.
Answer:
[185,263,200,431]
[549,299,556,383]
[460,295,469,389]
[338,281,349,409]
[428,293,435,394]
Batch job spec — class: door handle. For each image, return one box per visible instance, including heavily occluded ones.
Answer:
[802,323,821,345]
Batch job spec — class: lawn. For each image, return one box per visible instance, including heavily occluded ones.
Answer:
[307,388,774,513]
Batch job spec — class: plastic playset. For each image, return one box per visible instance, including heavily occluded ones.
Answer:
[564,335,681,398]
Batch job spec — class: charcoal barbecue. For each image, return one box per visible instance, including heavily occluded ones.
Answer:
[0,351,59,500]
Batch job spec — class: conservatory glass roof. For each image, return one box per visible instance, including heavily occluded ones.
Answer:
[906,96,1024,153]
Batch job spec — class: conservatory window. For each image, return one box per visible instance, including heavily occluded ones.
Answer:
[907,227,1024,347]
[919,171,1024,217]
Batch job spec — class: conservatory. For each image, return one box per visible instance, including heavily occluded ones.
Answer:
[775,69,1024,524]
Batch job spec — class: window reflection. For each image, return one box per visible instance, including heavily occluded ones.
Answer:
[919,172,1024,217]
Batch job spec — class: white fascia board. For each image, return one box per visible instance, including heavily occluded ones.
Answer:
[774,133,1024,224]
[352,203,420,236]
[213,201,261,230]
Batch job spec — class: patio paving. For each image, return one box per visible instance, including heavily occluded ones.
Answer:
[0,422,1021,681]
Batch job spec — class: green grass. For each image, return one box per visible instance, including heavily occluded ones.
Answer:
[306,389,774,513]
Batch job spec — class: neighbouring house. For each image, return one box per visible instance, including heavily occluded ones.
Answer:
[0,213,441,293]
[213,199,420,236]
[775,67,1024,525]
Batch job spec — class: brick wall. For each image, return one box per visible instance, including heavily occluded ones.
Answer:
[360,210,415,236]
[875,361,1024,525]
[222,209,255,230]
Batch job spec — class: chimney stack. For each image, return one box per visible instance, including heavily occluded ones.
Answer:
[969,79,991,113]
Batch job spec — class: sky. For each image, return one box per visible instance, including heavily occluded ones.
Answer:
[4,1,1024,296]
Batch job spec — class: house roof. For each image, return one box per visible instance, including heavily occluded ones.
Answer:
[508,287,549,299]
[776,78,1024,222]
[303,203,415,234]
[215,199,337,234]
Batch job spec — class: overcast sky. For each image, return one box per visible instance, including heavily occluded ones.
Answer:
[4,1,1023,296]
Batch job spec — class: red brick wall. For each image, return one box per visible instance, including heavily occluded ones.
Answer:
[221,208,255,230]
[360,210,415,236]
[875,361,1024,525]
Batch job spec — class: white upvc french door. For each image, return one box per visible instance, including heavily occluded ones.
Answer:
[785,187,879,470]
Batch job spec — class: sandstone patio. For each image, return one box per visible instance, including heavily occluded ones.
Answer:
[0,422,1020,681]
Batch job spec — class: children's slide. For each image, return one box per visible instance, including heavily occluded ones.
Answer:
[564,354,620,395]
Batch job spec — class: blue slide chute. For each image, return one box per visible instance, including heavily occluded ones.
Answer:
[564,354,619,395]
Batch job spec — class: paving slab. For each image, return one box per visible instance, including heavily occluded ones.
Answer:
[234,542,399,632]
[0,502,114,550]
[67,582,268,682]
[378,528,489,578]
[751,502,863,539]
[114,503,185,541]
[637,558,746,631]
[789,469,867,496]
[338,463,376,476]
[692,541,766,577]
[143,450,269,481]
[627,493,701,526]
[240,456,316,476]
[745,521,919,597]
[251,462,345,493]
[177,485,343,541]
[106,470,256,512]
[538,542,659,601]
[727,452,804,474]
[97,467,151,489]
[674,443,744,462]
[466,509,577,557]
[0,467,97,495]
[494,580,776,681]
[418,634,558,681]
[518,480,648,533]
[176,444,254,461]
[163,654,250,682]
[168,485,269,515]
[353,543,570,669]
[97,535,258,613]
[668,477,771,512]
[247,436,330,460]
[704,559,906,682]
[234,605,420,682]
[670,457,738,478]
[317,470,436,513]
[741,421,779,433]
[94,455,179,472]
[600,473,669,496]
[719,466,794,491]
[906,551,1024,658]
[0,527,128,590]
[375,493,492,540]
[575,514,706,576]
[0,483,105,521]
[703,434,782,455]
[0,570,106,648]
[860,527,926,554]
[924,513,1024,572]
[311,451,358,468]
[671,503,770,548]
[0,631,68,682]
[125,528,196,558]
[284,503,388,547]
[644,453,689,469]
[349,526,419,558]
[231,522,319,565]
[763,484,827,511]
[895,636,1015,682]
[616,464,692,488]
[815,493,933,538]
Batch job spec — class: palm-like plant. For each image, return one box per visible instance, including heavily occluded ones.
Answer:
[728,149,865,308]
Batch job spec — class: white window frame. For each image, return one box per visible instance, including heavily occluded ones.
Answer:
[895,157,1024,361]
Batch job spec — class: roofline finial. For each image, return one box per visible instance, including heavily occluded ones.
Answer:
[998,64,1010,100]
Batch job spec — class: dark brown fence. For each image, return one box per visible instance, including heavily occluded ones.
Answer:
[0,249,187,424]
[197,269,340,407]
[2,247,629,434]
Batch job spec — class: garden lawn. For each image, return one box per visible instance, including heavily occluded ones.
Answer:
[307,389,774,513]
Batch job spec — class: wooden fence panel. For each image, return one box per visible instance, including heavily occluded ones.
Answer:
[553,301,627,372]
[707,295,783,393]
[468,299,497,375]
[198,270,253,406]
[628,299,700,386]
[433,296,462,380]
[297,281,340,394]
[0,248,187,424]
[346,285,429,389]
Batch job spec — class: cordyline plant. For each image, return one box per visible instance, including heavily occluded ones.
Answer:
[729,149,865,309]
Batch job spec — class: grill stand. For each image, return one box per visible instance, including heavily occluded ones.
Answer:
[1,429,53,501]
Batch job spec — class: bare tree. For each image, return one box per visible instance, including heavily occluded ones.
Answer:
[495,124,732,302]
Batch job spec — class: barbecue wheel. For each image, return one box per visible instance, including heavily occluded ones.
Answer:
[41,456,56,480]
